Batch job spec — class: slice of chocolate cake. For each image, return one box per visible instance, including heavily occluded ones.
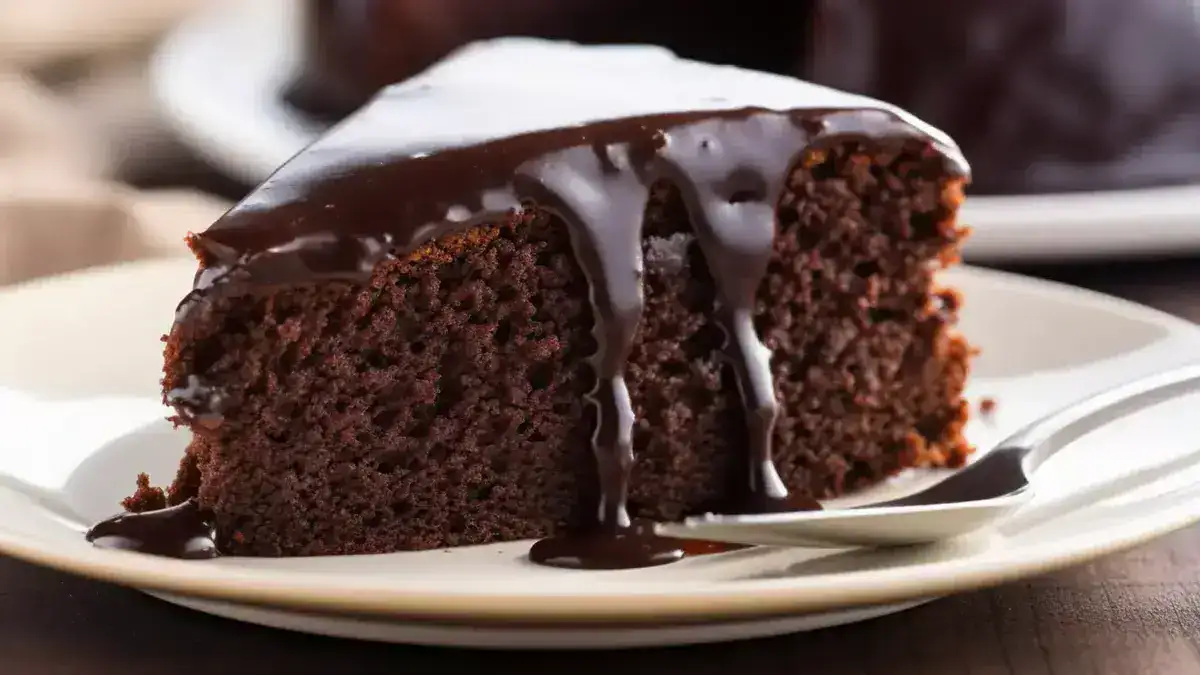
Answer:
[91,39,975,568]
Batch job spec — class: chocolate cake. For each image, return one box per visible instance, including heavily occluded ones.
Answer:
[287,0,1200,195]
[90,40,974,569]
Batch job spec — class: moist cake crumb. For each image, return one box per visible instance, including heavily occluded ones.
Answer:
[152,141,974,557]
[121,473,167,513]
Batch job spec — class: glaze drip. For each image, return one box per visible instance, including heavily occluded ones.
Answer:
[657,115,803,513]
[133,43,968,567]
[528,519,748,570]
[517,143,652,535]
[86,499,218,560]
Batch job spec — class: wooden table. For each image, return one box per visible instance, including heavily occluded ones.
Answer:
[3,256,1200,675]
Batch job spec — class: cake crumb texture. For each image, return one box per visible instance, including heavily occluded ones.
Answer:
[122,473,167,513]
[158,138,973,556]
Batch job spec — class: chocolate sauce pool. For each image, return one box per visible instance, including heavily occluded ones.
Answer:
[86,499,218,560]
[91,44,968,569]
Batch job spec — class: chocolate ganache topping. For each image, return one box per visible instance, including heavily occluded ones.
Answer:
[87,499,218,560]
[164,40,969,568]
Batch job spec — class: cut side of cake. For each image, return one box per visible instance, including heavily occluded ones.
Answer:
[93,39,975,567]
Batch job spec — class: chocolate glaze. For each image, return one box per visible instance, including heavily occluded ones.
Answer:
[150,42,967,568]
[529,520,685,570]
[86,499,218,560]
[528,519,749,570]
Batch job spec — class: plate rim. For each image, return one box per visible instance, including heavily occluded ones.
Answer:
[2,258,1200,624]
[149,593,934,648]
[0,490,1197,626]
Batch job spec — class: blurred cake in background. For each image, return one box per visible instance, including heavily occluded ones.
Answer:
[285,0,1200,196]
[285,0,811,121]
[808,0,1200,194]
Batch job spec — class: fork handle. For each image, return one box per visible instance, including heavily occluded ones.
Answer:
[1000,442,1200,534]
[1003,362,1200,475]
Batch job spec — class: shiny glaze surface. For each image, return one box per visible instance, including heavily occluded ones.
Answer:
[86,499,219,560]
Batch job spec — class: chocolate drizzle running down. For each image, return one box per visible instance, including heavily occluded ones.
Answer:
[528,519,748,570]
[658,116,803,514]
[86,499,218,560]
[117,42,968,567]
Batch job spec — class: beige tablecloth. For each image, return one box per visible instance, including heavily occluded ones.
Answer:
[0,0,233,287]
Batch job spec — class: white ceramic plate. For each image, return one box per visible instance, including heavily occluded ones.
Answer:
[150,0,1200,263]
[2,258,1200,649]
